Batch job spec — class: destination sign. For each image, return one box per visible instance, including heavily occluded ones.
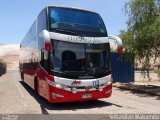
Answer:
[49,32,109,44]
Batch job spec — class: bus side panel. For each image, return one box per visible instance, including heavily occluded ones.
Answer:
[36,66,51,102]
[20,8,48,92]
[20,20,39,90]
[23,50,39,89]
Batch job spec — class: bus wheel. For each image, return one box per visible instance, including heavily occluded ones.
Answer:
[0,70,2,76]
[4,64,7,74]
[21,72,24,81]
[34,77,39,94]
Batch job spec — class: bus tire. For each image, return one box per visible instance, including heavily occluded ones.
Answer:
[4,64,7,74]
[2,67,4,75]
[21,72,24,81]
[34,77,39,94]
[0,71,2,76]
[0,68,2,76]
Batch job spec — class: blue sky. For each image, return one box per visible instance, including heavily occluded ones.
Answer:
[0,0,128,44]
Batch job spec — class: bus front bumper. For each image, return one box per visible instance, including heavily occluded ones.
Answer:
[49,84,112,103]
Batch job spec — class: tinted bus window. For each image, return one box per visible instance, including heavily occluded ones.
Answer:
[49,7,107,37]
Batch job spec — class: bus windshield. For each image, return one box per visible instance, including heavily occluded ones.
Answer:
[51,40,110,79]
[49,7,107,37]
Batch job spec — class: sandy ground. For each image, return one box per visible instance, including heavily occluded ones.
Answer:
[0,44,20,70]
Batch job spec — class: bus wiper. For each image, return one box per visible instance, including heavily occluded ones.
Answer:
[94,68,111,74]
[54,28,86,36]
[51,70,85,76]
[51,70,66,75]
[64,70,85,74]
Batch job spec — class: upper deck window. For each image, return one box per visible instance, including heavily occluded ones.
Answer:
[49,7,107,37]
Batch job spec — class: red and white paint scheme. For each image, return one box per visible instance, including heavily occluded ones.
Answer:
[19,6,123,103]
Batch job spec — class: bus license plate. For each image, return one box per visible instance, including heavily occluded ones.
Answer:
[82,94,92,99]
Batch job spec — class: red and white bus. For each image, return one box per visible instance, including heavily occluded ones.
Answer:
[19,6,123,103]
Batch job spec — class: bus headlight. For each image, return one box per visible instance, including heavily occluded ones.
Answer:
[105,78,112,86]
[48,79,67,89]
[107,80,112,85]
[55,83,68,89]
[98,87,103,92]
[55,83,62,89]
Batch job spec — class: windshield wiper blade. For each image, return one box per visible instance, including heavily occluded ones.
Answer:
[51,70,66,75]
[64,70,85,74]
[51,70,86,76]
[54,28,86,36]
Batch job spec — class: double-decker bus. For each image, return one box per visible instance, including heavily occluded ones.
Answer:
[19,6,123,103]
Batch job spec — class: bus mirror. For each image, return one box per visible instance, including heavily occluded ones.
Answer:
[117,45,123,53]
[44,41,52,52]
[108,35,123,54]
[39,30,51,52]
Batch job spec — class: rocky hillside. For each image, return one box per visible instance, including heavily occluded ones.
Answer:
[0,44,20,70]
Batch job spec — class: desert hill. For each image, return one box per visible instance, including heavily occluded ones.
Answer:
[0,44,20,70]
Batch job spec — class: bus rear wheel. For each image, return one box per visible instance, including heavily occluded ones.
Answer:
[0,70,2,76]
[21,72,24,81]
